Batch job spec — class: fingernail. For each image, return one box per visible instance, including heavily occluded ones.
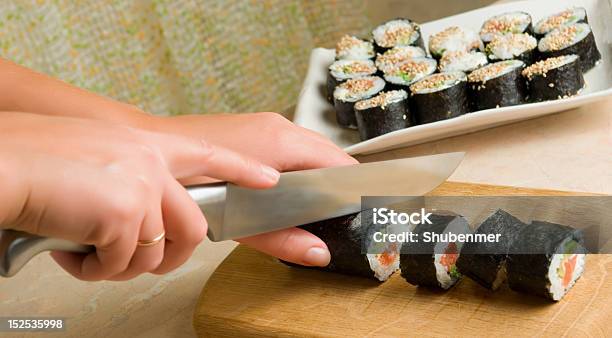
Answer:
[261,165,280,183]
[303,247,331,267]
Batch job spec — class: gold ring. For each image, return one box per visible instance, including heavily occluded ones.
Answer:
[137,231,166,247]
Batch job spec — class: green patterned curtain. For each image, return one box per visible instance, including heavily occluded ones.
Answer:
[0,0,371,116]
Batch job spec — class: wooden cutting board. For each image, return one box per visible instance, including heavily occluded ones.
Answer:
[193,182,611,337]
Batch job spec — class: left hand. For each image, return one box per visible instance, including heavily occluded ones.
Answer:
[147,112,358,267]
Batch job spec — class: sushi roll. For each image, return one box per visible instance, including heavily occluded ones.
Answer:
[507,221,586,301]
[467,60,527,111]
[485,33,538,65]
[455,209,526,291]
[375,46,427,73]
[428,26,483,60]
[296,211,401,282]
[372,19,425,53]
[522,55,585,102]
[438,50,489,74]
[480,11,533,44]
[382,57,437,91]
[538,23,601,72]
[326,59,377,103]
[333,76,385,129]
[335,34,375,61]
[400,214,472,290]
[354,90,410,141]
[409,72,470,125]
[533,7,589,38]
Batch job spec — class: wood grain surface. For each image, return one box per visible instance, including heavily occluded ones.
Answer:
[193,182,611,337]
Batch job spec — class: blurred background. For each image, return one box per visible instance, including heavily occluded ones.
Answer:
[0,0,494,117]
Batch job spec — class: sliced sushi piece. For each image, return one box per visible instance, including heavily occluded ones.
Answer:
[354,90,410,141]
[382,57,437,91]
[326,59,377,103]
[480,11,533,44]
[372,19,425,52]
[507,221,587,301]
[409,72,470,125]
[438,50,489,73]
[428,26,483,59]
[455,209,526,291]
[538,23,601,72]
[486,33,538,65]
[522,55,585,102]
[468,60,526,111]
[533,7,589,38]
[333,76,385,129]
[400,214,472,290]
[296,211,401,282]
[335,34,375,61]
[375,46,427,73]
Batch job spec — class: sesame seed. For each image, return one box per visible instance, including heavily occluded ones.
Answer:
[522,55,575,79]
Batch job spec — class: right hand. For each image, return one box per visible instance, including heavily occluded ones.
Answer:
[0,112,280,281]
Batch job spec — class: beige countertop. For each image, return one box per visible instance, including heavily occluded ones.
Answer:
[1,98,610,338]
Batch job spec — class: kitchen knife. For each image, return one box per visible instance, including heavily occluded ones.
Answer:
[0,152,464,277]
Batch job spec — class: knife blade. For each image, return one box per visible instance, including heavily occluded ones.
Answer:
[0,152,463,277]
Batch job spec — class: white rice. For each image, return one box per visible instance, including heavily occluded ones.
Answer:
[534,7,587,35]
[373,19,420,48]
[333,76,386,102]
[547,251,586,301]
[329,59,376,80]
[410,71,467,94]
[487,33,537,60]
[538,23,591,52]
[480,12,532,42]
[468,59,524,83]
[429,26,483,58]
[355,90,408,110]
[375,46,426,73]
[383,57,437,85]
[439,50,489,73]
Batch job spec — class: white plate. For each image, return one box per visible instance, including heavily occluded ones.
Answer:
[293,0,612,155]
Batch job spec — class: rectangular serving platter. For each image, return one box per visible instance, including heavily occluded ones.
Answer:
[293,0,612,155]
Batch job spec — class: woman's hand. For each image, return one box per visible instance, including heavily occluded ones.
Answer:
[0,112,280,281]
[147,112,358,267]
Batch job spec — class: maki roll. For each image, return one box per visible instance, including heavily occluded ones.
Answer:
[335,35,375,61]
[522,55,585,102]
[428,26,483,60]
[333,76,385,129]
[480,11,533,44]
[375,46,426,73]
[538,23,601,72]
[467,60,526,111]
[485,33,538,65]
[326,59,377,103]
[409,72,470,125]
[507,221,586,301]
[297,211,401,282]
[533,7,589,38]
[438,50,489,74]
[382,57,437,91]
[400,214,472,290]
[455,209,526,291]
[372,19,425,52]
[354,90,410,141]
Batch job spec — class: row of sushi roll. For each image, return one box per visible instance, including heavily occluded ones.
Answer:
[327,7,601,141]
[289,209,586,302]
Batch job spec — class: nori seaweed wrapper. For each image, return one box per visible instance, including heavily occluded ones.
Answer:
[507,221,586,301]
[538,29,601,72]
[455,209,526,290]
[354,92,410,141]
[468,64,526,111]
[410,78,470,125]
[524,56,585,103]
[334,99,359,129]
[285,211,398,281]
[400,214,471,289]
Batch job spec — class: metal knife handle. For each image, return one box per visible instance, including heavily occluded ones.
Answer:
[0,183,227,277]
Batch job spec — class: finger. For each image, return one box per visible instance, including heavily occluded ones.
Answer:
[152,177,208,274]
[109,205,165,281]
[50,226,138,281]
[237,227,330,267]
[147,133,280,188]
